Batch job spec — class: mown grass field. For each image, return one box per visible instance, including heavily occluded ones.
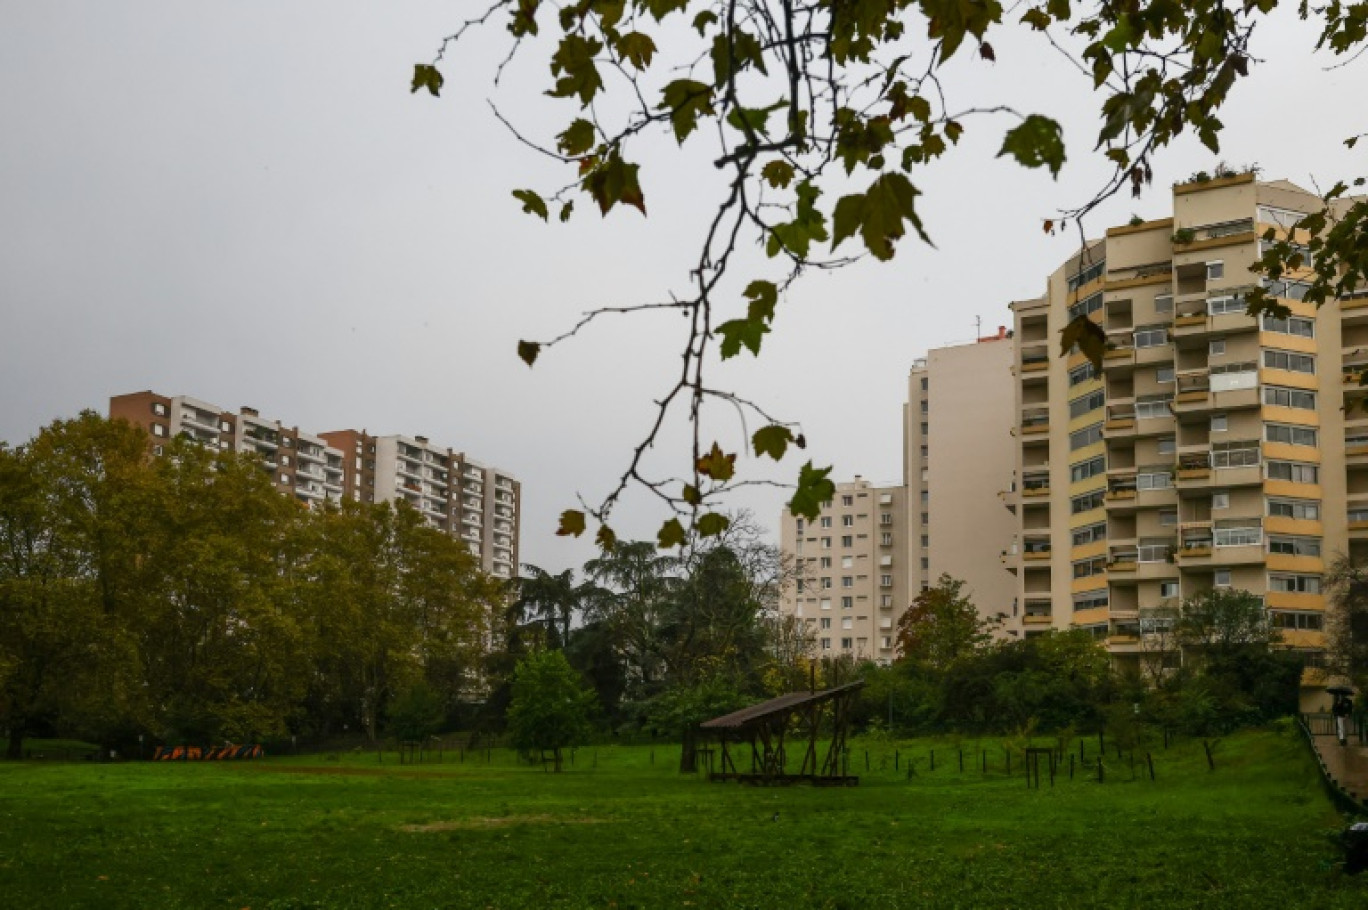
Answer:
[0,730,1362,909]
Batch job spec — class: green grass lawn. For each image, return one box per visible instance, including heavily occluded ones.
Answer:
[0,730,1361,909]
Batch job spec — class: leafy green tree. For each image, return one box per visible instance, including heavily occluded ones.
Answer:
[895,575,999,672]
[416,1,1368,544]
[646,673,745,772]
[1176,588,1280,658]
[389,681,447,743]
[512,564,607,649]
[583,540,680,697]
[1325,555,1368,694]
[506,649,597,771]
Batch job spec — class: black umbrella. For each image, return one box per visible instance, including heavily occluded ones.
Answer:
[1327,685,1355,696]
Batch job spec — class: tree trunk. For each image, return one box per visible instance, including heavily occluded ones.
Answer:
[7,726,23,760]
[679,726,697,774]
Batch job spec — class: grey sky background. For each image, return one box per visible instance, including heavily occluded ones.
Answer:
[0,2,1359,573]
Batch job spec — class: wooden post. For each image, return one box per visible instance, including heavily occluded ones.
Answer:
[958,749,963,772]
[1146,752,1155,781]
[1069,754,1074,779]
[930,749,935,771]
[895,749,899,770]
[1202,740,1215,771]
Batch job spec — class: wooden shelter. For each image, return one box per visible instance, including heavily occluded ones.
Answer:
[699,680,864,785]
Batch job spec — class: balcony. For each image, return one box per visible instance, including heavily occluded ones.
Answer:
[1020,409,1050,436]
[1021,473,1050,498]
[1175,452,1211,482]
[1104,406,1136,436]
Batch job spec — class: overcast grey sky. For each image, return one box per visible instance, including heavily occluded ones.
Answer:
[0,3,1359,572]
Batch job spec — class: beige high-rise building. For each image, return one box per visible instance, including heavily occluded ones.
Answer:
[777,332,1017,662]
[778,478,908,664]
[1005,172,1364,690]
[109,391,520,579]
[904,333,1019,629]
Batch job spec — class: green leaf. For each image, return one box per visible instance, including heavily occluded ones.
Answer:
[615,31,657,70]
[681,483,702,506]
[696,442,736,481]
[726,101,785,137]
[696,512,730,538]
[831,172,929,260]
[761,160,795,188]
[716,318,769,358]
[766,179,828,259]
[557,119,597,157]
[556,509,586,537]
[944,121,964,144]
[692,10,718,34]
[512,189,549,221]
[752,424,793,460]
[547,34,604,107]
[998,115,1066,178]
[789,462,835,521]
[1059,314,1107,369]
[595,523,618,551]
[658,79,715,143]
[559,201,574,223]
[657,517,687,549]
[642,0,689,21]
[517,341,541,366]
[583,149,646,215]
[410,64,444,97]
[743,280,778,321]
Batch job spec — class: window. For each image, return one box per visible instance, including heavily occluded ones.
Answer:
[1269,536,1321,557]
[795,520,804,534]
[880,575,893,587]
[1136,396,1173,419]
[920,400,928,414]
[1210,413,1228,433]
[1160,581,1180,599]
[820,557,832,569]
[920,490,929,505]
[1073,591,1108,611]
[921,534,929,548]
[1265,423,1317,447]
[920,377,928,391]
[1268,498,1319,520]
[1134,325,1167,348]
[1263,278,1313,300]
[1069,389,1106,418]
[841,637,853,649]
[1070,423,1104,450]
[1264,386,1316,410]
[1266,461,1318,484]
[1072,490,1105,514]
[219,420,231,432]
[821,638,832,650]
[152,445,164,456]
[1212,490,1230,510]
[152,423,167,437]
[1206,260,1224,281]
[1157,436,1176,455]
[1214,569,1232,588]
[1215,520,1261,547]
[279,473,290,484]
[1207,295,1244,316]
[1138,540,1171,562]
[1156,367,1175,384]
[841,576,853,588]
[842,515,854,527]
[820,618,832,629]
[1067,290,1103,320]
[841,535,853,547]
[1263,349,1315,374]
[1159,509,1178,526]
[820,517,832,528]
[841,495,853,506]
[821,577,833,590]
[1269,573,1321,594]
[842,617,853,630]
[920,557,929,570]
[1070,456,1106,482]
[921,512,928,525]
[152,402,168,416]
[841,596,853,609]
[1209,339,1226,356]
[920,422,928,435]
[880,533,893,546]
[1072,522,1107,546]
[1210,362,1258,391]
[1212,441,1259,468]
[1261,313,1314,337]
[1068,259,1106,291]
[1154,292,1174,313]
[280,454,291,466]
[1137,470,1172,491]
[796,579,804,594]
[1069,362,1098,386]
[820,598,832,610]
[1073,556,1107,578]
[821,537,831,549]
[841,556,853,568]
[1271,611,1323,630]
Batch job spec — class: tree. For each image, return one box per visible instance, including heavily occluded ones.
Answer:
[895,574,999,672]
[389,681,446,743]
[1325,555,1368,693]
[1175,587,1280,658]
[512,564,607,649]
[417,1,1368,543]
[506,649,597,771]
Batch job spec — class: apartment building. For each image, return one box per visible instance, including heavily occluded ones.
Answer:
[1006,172,1364,688]
[906,334,1018,628]
[778,478,908,664]
[776,332,1017,662]
[109,391,520,578]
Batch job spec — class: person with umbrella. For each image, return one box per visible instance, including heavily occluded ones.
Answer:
[1330,686,1355,746]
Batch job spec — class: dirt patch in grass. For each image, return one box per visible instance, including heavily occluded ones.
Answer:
[400,815,609,832]
[229,764,468,779]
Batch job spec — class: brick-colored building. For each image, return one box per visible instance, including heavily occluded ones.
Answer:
[109,391,519,578]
